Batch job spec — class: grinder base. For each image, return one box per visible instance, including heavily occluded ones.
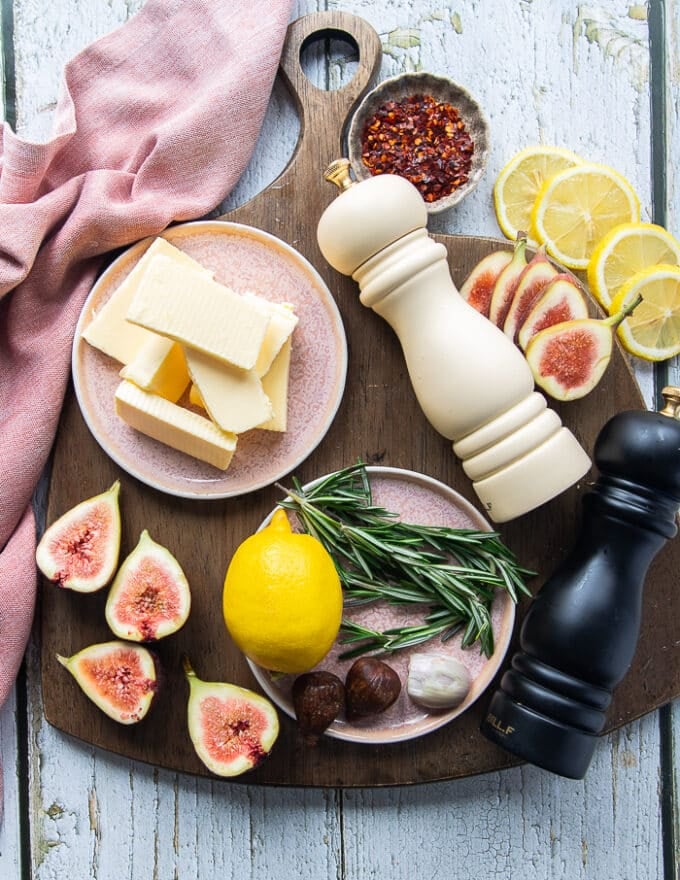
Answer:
[481,688,599,780]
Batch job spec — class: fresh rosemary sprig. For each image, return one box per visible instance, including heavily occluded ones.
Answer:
[277,462,533,659]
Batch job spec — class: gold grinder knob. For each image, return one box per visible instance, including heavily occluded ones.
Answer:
[324,158,356,191]
[659,386,680,419]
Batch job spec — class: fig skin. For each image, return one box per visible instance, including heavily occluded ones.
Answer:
[292,671,345,745]
[525,318,613,401]
[56,640,159,724]
[488,234,528,328]
[459,250,512,317]
[503,248,559,342]
[517,274,589,351]
[184,657,279,777]
[105,530,191,642]
[345,657,401,721]
[36,481,121,593]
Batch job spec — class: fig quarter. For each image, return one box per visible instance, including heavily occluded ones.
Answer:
[105,530,191,642]
[36,481,121,593]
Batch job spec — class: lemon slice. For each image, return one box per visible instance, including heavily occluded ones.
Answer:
[587,222,680,309]
[609,264,680,361]
[493,146,583,243]
[530,163,641,270]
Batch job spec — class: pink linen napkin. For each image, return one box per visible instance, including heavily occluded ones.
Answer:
[0,0,293,808]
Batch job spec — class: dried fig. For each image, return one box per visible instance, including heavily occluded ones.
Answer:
[292,671,345,745]
[56,641,158,724]
[105,530,191,641]
[184,657,279,777]
[36,481,121,592]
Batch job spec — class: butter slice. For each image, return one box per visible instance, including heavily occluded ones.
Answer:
[243,295,298,377]
[189,383,205,409]
[258,338,292,432]
[127,257,270,370]
[185,349,272,434]
[120,335,190,403]
[115,380,236,470]
[82,238,212,364]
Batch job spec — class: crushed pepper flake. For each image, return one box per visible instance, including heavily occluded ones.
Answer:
[360,93,474,202]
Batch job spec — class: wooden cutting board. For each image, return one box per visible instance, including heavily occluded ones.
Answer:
[41,11,680,786]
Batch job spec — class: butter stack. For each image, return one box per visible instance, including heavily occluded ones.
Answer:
[83,238,298,470]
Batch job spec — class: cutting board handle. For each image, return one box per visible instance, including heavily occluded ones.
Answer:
[277,11,382,184]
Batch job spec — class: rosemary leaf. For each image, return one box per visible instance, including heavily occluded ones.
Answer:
[278,463,533,659]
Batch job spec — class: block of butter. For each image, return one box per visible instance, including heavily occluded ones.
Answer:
[120,335,190,403]
[244,295,298,377]
[82,238,212,364]
[258,338,292,432]
[115,380,237,470]
[185,349,272,434]
[126,256,270,370]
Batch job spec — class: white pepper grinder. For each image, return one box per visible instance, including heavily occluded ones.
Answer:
[317,160,591,522]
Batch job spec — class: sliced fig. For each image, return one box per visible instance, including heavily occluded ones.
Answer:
[518,274,589,351]
[488,234,528,328]
[105,530,191,642]
[56,641,158,724]
[36,481,121,592]
[503,247,559,342]
[184,657,279,777]
[459,249,512,317]
[524,296,641,401]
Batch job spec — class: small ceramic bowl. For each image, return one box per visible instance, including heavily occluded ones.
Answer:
[347,71,490,214]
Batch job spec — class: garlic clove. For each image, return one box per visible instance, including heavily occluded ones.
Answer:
[407,653,471,709]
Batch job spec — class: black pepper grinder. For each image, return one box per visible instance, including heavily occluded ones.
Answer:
[480,388,680,778]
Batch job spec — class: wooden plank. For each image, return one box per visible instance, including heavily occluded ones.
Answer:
[663,0,680,870]
[343,714,663,879]
[12,0,145,140]
[13,0,669,877]
[0,689,24,879]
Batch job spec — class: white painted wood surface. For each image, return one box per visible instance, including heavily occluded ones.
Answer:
[1,0,677,877]
[665,1,680,869]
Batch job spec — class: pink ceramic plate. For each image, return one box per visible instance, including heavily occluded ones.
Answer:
[72,221,347,499]
[248,467,516,744]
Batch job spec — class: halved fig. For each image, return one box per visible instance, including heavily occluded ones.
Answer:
[56,641,158,724]
[518,274,589,351]
[503,247,559,342]
[184,657,279,777]
[36,481,121,592]
[105,530,191,642]
[524,296,640,401]
[459,249,512,317]
[488,234,528,328]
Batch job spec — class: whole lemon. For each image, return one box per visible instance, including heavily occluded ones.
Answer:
[223,508,343,674]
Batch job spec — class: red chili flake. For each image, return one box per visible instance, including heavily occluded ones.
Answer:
[360,94,475,202]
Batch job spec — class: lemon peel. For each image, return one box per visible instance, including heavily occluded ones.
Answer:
[493,146,583,244]
[586,221,680,310]
[609,264,680,362]
[530,163,640,270]
[223,508,343,674]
